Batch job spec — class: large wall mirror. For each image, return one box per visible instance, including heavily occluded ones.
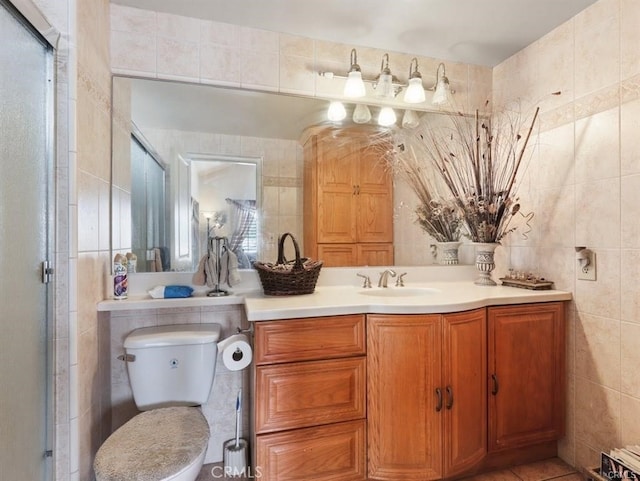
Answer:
[111,76,452,274]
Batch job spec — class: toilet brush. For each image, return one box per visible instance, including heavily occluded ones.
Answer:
[223,390,247,475]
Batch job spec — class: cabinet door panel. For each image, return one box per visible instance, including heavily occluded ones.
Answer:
[317,137,357,243]
[255,357,366,433]
[356,243,393,266]
[256,420,366,481]
[488,302,565,451]
[357,191,394,242]
[357,144,393,242]
[443,309,487,477]
[368,314,443,480]
[318,244,358,267]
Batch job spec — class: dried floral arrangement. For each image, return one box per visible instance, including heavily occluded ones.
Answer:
[383,101,539,244]
[385,136,463,242]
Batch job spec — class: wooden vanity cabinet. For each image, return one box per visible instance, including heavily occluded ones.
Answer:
[367,309,487,481]
[253,314,367,481]
[252,302,566,481]
[303,129,393,267]
[487,302,565,452]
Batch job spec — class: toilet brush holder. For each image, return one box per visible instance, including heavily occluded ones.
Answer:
[223,438,248,476]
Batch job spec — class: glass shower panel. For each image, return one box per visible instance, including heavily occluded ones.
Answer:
[0,1,53,480]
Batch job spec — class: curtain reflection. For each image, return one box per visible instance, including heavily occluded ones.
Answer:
[226,198,257,269]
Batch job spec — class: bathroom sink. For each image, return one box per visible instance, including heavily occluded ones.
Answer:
[358,287,440,298]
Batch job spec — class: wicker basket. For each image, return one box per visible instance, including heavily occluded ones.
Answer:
[253,233,323,296]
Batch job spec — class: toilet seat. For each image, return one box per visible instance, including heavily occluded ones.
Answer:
[94,406,209,481]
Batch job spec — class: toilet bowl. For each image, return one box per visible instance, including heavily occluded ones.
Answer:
[94,324,222,481]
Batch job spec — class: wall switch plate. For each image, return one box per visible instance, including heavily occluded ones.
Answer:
[577,252,597,281]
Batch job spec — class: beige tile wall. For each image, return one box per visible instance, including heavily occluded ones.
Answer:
[76,0,113,479]
[493,0,640,471]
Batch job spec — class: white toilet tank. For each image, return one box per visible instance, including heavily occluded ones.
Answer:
[123,324,222,410]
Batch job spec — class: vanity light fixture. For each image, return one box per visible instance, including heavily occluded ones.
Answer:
[343,48,366,98]
[327,100,347,121]
[377,106,397,126]
[374,53,395,99]
[430,62,452,106]
[318,51,455,106]
[352,103,372,124]
[403,57,426,104]
[402,109,420,129]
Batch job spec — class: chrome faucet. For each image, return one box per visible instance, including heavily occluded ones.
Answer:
[357,273,372,288]
[377,269,397,288]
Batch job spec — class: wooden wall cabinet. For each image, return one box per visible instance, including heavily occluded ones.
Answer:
[303,130,393,267]
[367,309,487,481]
[253,314,367,481]
[487,302,565,452]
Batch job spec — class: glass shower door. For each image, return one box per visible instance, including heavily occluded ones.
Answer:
[0,1,53,480]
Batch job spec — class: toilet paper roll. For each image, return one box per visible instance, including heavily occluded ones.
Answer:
[218,334,253,371]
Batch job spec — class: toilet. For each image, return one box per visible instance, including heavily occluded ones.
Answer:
[94,323,222,481]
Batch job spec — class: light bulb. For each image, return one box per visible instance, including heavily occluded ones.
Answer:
[327,101,346,121]
[404,77,426,103]
[352,104,372,124]
[402,110,420,129]
[344,71,366,98]
[377,107,396,127]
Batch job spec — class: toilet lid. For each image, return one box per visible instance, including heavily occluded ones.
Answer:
[94,406,209,481]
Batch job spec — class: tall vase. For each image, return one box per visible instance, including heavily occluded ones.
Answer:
[472,242,499,286]
[435,241,462,265]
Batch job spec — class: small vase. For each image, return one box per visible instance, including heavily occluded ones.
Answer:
[472,242,499,286]
[435,241,462,265]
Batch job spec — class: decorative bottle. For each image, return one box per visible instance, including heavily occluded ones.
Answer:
[113,254,128,300]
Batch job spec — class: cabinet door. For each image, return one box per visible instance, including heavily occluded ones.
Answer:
[488,302,565,451]
[356,243,393,266]
[356,143,393,243]
[318,244,358,267]
[442,309,487,477]
[256,420,366,481]
[317,136,357,243]
[368,314,443,481]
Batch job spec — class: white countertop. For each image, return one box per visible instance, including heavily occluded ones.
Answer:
[97,266,571,317]
[243,281,572,321]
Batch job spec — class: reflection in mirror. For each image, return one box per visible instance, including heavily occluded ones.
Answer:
[111,76,328,273]
[111,76,466,273]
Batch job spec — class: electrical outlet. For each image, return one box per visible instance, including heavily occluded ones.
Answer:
[577,252,597,281]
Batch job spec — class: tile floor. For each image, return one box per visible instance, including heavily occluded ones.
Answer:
[195,456,583,481]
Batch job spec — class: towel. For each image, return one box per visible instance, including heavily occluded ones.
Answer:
[148,285,194,299]
[204,252,218,288]
[220,248,241,287]
[192,255,207,286]
[153,248,162,272]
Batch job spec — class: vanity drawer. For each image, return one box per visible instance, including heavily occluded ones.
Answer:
[255,356,366,434]
[256,419,366,481]
[254,314,366,364]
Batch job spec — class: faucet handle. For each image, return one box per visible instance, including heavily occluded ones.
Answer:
[396,272,407,287]
[356,273,372,288]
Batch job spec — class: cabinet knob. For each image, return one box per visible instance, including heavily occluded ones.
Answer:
[435,387,443,412]
[491,374,499,395]
[445,386,454,409]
